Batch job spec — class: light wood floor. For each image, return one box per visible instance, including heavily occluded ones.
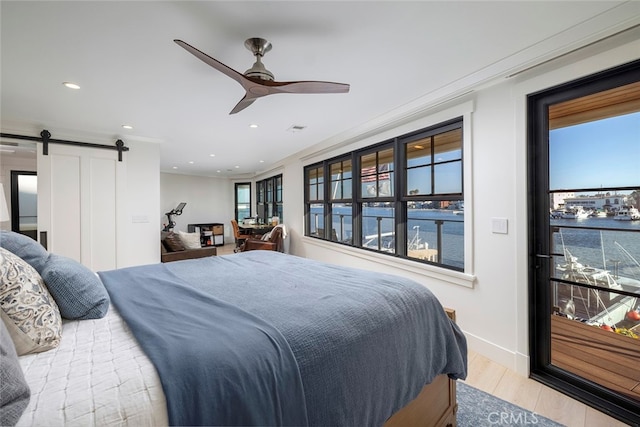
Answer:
[218,244,630,426]
[464,349,630,427]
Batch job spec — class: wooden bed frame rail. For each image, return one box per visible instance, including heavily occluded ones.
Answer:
[384,308,458,427]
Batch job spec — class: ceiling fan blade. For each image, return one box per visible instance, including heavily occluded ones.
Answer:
[174,39,249,87]
[175,38,350,114]
[229,94,258,115]
[264,80,350,94]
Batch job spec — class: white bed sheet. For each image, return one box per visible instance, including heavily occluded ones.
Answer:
[17,307,168,426]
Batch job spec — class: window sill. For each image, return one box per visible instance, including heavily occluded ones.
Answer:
[302,236,476,289]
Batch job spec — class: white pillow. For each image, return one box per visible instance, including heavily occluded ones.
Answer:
[177,231,202,249]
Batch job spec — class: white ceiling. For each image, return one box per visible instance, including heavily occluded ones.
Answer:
[2,1,639,178]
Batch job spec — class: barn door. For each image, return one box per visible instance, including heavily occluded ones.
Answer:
[37,143,124,271]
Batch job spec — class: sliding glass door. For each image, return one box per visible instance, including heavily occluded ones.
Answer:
[528,60,640,425]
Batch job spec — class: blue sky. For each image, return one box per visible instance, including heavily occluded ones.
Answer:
[549,111,640,191]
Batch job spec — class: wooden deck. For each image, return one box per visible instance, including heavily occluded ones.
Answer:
[551,314,640,401]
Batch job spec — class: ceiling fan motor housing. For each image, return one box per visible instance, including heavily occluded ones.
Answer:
[244,38,275,81]
[244,57,275,81]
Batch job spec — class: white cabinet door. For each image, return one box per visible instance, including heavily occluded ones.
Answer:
[37,143,124,271]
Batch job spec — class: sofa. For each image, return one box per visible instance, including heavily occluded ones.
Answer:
[160,231,217,263]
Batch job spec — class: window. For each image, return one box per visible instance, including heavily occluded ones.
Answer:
[304,118,464,271]
[330,158,353,243]
[234,182,251,222]
[306,165,324,237]
[404,124,464,268]
[359,144,396,253]
[256,174,283,224]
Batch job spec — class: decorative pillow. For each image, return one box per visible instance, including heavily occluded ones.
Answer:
[163,232,186,252]
[177,231,201,250]
[0,318,30,426]
[0,230,49,274]
[40,254,110,320]
[0,247,62,356]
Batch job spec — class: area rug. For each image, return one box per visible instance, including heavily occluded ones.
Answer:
[457,382,566,427]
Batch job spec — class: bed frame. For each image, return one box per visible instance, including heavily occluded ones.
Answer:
[384,308,458,427]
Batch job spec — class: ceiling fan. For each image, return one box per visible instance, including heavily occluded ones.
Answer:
[174,38,350,114]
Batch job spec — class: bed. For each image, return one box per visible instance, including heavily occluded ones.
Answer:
[4,244,467,426]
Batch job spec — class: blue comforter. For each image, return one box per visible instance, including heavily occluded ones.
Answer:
[99,251,467,426]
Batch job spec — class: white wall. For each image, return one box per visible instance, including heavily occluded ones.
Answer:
[279,36,640,375]
[118,139,162,267]
[160,172,234,241]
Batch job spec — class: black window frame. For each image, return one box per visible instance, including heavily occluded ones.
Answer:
[234,182,252,222]
[256,173,283,224]
[304,117,464,271]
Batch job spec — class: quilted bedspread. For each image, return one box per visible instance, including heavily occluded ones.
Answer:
[17,308,168,426]
[99,251,467,426]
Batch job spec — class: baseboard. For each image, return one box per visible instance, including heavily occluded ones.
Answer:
[464,331,530,377]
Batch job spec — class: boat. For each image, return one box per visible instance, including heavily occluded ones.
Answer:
[614,206,640,221]
[363,227,438,261]
[363,231,395,253]
[560,207,589,219]
[587,209,608,218]
[550,209,564,219]
[555,242,640,331]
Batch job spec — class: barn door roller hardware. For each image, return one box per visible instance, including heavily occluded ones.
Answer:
[0,129,129,161]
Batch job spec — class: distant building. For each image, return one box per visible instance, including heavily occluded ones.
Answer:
[562,193,627,211]
[551,192,574,209]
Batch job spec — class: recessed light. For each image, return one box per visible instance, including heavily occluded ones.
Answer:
[122,125,133,130]
[209,154,216,157]
[234,165,240,169]
[249,124,258,128]
[216,170,221,173]
[172,166,178,169]
[259,160,264,163]
[188,161,194,164]
[62,82,80,89]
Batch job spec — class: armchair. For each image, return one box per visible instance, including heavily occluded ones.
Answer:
[241,225,284,252]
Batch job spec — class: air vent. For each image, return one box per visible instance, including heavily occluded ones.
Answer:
[287,125,306,133]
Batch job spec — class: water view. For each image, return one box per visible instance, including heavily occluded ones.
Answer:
[310,203,464,269]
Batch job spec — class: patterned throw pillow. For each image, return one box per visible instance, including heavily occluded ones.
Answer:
[0,247,62,356]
